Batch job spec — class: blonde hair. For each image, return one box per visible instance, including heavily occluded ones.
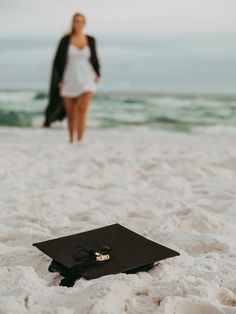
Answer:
[70,12,86,35]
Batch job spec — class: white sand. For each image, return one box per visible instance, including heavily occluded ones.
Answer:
[0,126,236,314]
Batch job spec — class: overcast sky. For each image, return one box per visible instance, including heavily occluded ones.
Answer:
[0,0,235,38]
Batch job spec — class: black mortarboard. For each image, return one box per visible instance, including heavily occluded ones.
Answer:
[32,223,179,287]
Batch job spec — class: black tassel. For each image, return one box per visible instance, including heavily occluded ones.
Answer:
[58,245,111,287]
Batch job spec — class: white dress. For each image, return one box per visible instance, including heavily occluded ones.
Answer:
[60,44,97,97]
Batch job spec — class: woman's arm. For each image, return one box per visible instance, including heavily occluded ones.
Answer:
[50,37,64,88]
[92,37,101,78]
[51,35,69,87]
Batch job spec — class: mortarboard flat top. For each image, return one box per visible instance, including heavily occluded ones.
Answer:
[33,223,179,285]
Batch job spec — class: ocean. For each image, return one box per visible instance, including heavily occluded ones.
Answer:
[0,33,236,134]
[0,90,235,135]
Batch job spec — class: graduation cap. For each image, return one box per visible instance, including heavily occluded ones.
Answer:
[32,223,179,287]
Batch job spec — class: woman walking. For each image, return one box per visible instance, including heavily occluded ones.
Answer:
[44,12,101,143]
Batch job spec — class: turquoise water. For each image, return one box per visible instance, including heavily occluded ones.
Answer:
[0,90,235,135]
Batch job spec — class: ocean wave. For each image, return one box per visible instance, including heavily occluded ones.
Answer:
[0,90,236,134]
[34,92,48,100]
[0,109,38,127]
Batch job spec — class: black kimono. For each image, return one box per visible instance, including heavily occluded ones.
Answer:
[43,34,101,127]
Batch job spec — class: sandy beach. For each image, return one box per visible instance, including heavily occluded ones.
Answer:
[0,126,235,313]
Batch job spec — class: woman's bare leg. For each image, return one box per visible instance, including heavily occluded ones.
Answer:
[63,97,76,143]
[75,92,93,142]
